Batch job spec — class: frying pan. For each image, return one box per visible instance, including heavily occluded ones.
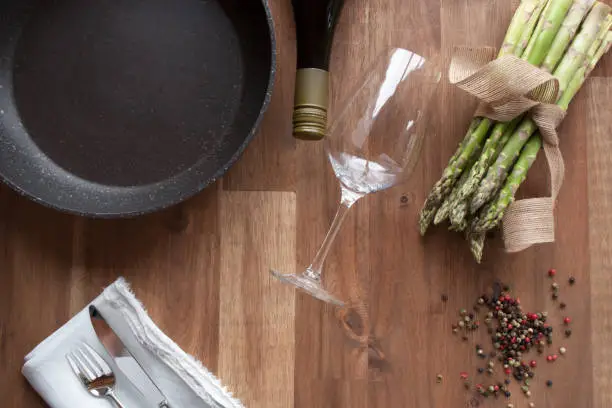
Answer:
[0,0,275,217]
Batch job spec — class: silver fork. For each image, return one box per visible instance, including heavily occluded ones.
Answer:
[66,343,128,408]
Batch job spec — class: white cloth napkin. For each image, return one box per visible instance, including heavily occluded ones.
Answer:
[23,278,243,408]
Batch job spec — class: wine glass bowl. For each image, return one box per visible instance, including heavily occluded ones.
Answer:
[327,48,440,193]
[271,48,441,306]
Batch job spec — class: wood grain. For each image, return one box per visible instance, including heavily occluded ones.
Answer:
[0,1,611,407]
[587,78,612,408]
[218,191,296,408]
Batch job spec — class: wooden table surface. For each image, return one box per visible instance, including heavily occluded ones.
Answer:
[1,0,611,407]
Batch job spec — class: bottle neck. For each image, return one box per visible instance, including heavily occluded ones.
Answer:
[291,0,346,140]
[292,0,346,70]
[293,68,329,140]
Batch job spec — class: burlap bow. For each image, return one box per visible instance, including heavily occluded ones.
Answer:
[449,47,568,253]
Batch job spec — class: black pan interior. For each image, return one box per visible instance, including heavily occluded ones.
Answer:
[0,0,274,216]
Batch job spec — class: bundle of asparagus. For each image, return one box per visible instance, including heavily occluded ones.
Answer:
[420,0,612,261]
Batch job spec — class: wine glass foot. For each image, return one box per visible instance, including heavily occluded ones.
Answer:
[270,270,345,307]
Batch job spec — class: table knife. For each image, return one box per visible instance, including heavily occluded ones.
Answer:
[89,305,171,408]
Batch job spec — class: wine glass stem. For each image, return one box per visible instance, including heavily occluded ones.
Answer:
[305,187,363,282]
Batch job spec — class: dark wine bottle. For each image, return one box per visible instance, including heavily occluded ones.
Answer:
[292,0,345,140]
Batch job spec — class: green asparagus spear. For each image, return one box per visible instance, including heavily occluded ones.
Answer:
[418,0,545,235]
[517,0,551,56]
[448,116,523,228]
[542,0,596,72]
[522,0,553,58]
[589,31,612,73]
[522,0,575,66]
[469,232,487,263]
[472,135,543,232]
[585,15,612,68]
[419,120,487,234]
[434,155,478,225]
[557,23,611,109]
[453,0,578,221]
[553,3,611,94]
[443,2,549,229]
[448,200,469,230]
[473,22,612,233]
[434,171,466,225]
[508,1,550,56]
[470,2,611,214]
[419,120,492,234]
[450,217,469,232]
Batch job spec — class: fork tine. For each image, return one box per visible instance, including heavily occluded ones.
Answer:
[71,350,97,381]
[66,353,87,384]
[82,343,112,376]
[76,348,103,378]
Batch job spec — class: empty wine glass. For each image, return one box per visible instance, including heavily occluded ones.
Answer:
[271,48,441,306]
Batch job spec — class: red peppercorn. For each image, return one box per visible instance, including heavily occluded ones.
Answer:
[508,324,513,329]
[553,354,558,361]
[494,385,500,391]
[504,295,511,301]
[505,368,511,375]
[547,355,553,362]
[564,317,571,325]
[530,360,537,368]
[549,268,556,277]
[525,337,531,343]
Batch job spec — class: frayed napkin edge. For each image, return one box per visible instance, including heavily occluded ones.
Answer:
[105,277,244,408]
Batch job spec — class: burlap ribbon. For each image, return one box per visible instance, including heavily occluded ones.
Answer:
[449,47,568,252]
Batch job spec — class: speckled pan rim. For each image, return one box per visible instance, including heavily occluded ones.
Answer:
[0,0,277,218]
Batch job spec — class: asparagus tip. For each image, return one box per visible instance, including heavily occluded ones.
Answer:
[469,232,486,263]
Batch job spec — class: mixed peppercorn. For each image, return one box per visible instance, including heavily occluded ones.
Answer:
[441,269,576,407]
